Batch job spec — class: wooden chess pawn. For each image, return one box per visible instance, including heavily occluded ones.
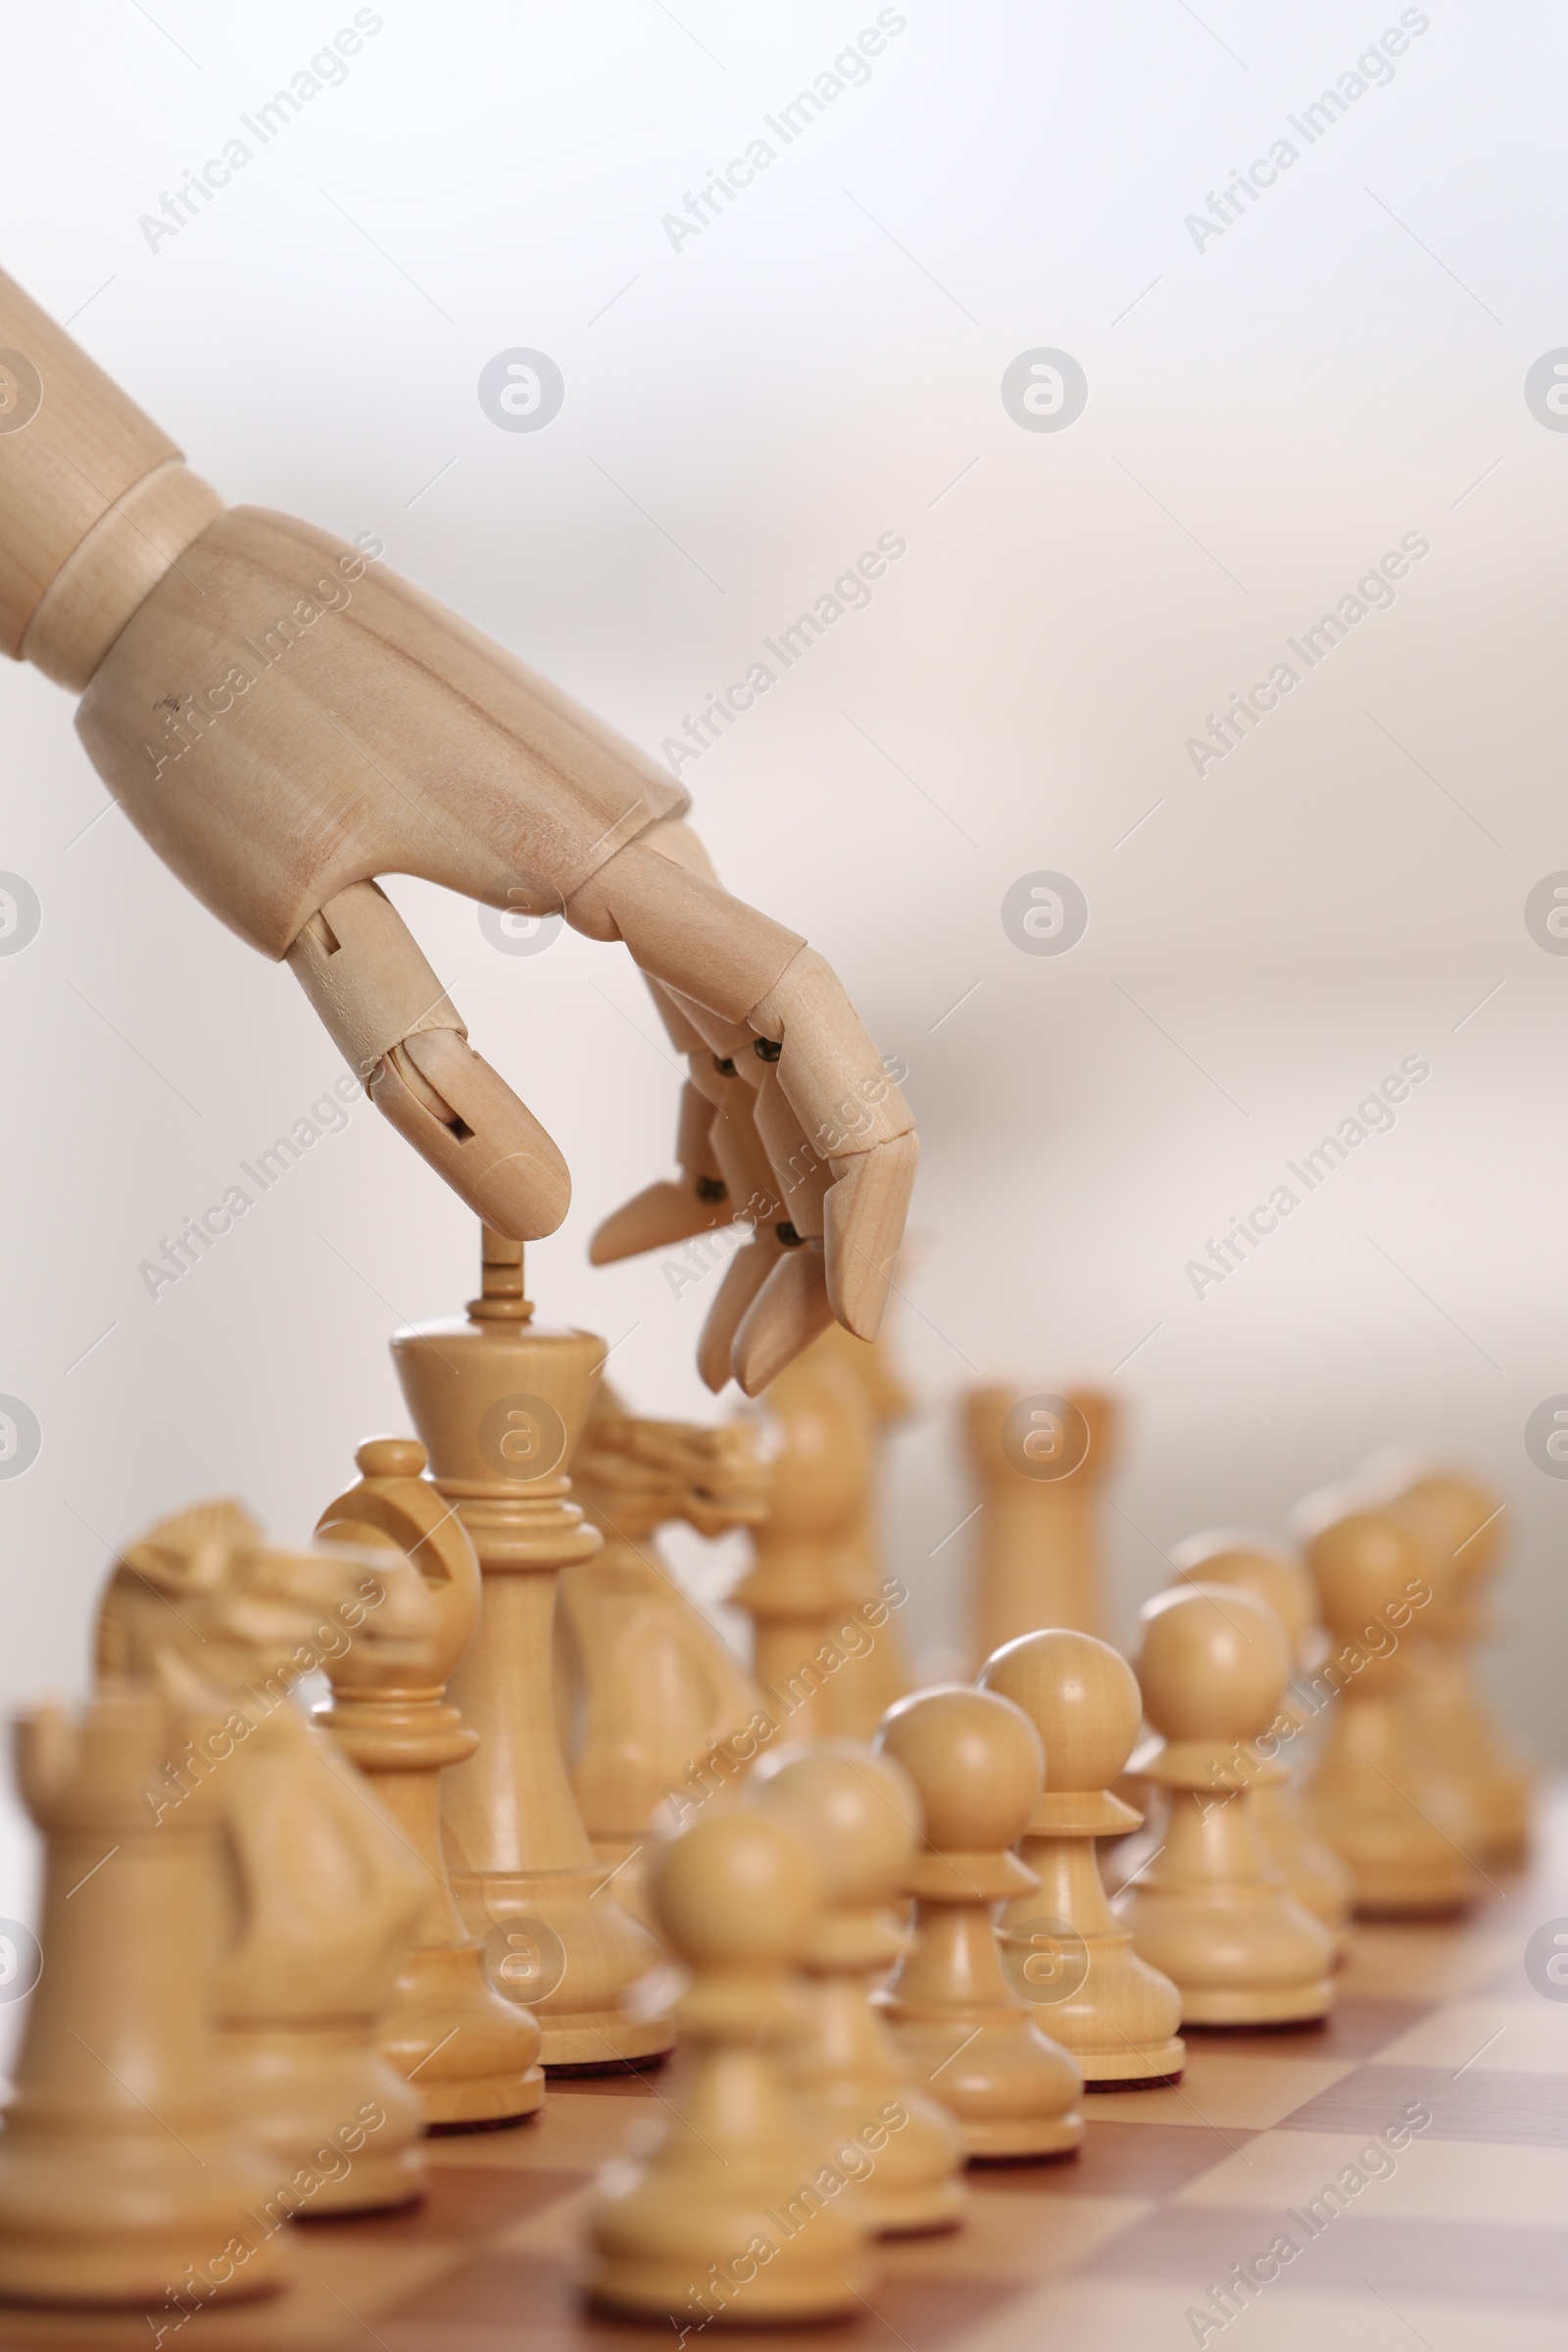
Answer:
[0,1690,283,2307]
[1370,1461,1533,1864]
[560,1383,769,1870]
[582,1812,871,2324]
[963,1388,1118,1661]
[874,1687,1084,2160]
[979,1631,1185,2086]
[1169,1532,1352,1946]
[1297,1499,1484,1914]
[752,1740,965,2234]
[317,1437,546,2129]
[394,1226,672,2069]
[97,1502,431,2212]
[1118,1586,1336,2025]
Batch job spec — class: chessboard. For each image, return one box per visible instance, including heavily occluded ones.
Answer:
[5,1786,1562,2352]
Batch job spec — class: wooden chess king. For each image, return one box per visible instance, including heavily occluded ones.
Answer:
[390,1223,673,2069]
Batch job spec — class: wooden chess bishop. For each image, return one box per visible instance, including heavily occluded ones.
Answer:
[391,1224,673,2069]
[0,263,915,1396]
[317,1437,547,2129]
[731,1329,909,1743]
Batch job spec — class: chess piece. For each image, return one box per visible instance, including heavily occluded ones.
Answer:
[1169,1531,1352,1944]
[1118,1586,1336,2024]
[97,1501,431,2211]
[560,1383,769,1866]
[394,1226,672,2069]
[731,1333,903,1742]
[814,1324,914,1736]
[582,1812,871,2323]
[0,1690,282,2307]
[979,1631,1185,2085]
[2,268,916,1398]
[317,1437,546,2129]
[963,1388,1118,1660]
[752,1740,965,2234]
[874,1687,1085,2159]
[1370,1461,1533,1863]
[1298,1500,1484,1914]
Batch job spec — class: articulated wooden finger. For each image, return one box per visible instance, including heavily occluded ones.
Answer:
[751,1063,828,1240]
[590,1181,730,1263]
[731,1245,835,1396]
[823,1131,919,1340]
[706,1084,783,1233]
[287,881,462,1079]
[373,1029,569,1241]
[287,878,568,1242]
[567,843,802,1025]
[747,947,913,1160]
[590,1070,730,1261]
[698,1229,785,1394]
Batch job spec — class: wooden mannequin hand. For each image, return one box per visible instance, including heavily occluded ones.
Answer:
[0,272,914,1394]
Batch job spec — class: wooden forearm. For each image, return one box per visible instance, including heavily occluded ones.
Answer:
[0,268,223,688]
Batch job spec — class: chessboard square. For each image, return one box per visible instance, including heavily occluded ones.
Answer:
[1371,1995,1568,2074]
[1183,1996,1428,2061]
[1089,2046,1358,2129]
[974,2121,1258,2200]
[1172,2125,1568,2228]
[1338,1920,1517,2003]
[319,2161,591,2243]
[377,2251,1024,2351]
[1279,2060,1568,2145]
[428,2089,641,2174]
[890,2188,1148,2281]
[951,2277,1568,2352]
[1073,2201,1568,2311]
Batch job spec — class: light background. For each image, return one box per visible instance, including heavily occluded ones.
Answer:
[0,0,1565,1939]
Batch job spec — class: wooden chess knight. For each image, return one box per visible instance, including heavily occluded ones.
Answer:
[559,1384,770,1869]
[0,263,916,1397]
[94,1501,436,2213]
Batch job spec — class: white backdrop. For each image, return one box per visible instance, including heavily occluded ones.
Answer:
[2,0,1566,1936]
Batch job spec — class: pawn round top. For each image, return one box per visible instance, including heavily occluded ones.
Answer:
[751,1739,921,1908]
[875,1685,1043,1852]
[978,1629,1141,1790]
[356,1437,428,1480]
[1168,1529,1314,1659]
[1135,1584,1291,1740]
[1391,1473,1503,1587]
[650,1811,822,1967]
[1302,1508,1428,1641]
